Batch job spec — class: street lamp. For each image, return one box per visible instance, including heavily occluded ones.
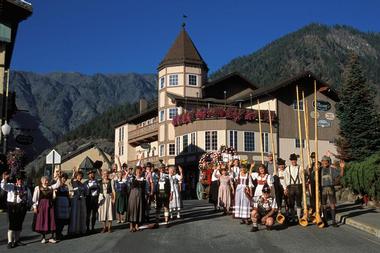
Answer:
[1,121,11,154]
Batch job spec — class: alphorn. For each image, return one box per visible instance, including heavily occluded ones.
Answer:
[313,80,324,228]
[296,85,309,227]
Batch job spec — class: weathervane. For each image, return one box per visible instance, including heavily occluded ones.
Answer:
[182,14,187,28]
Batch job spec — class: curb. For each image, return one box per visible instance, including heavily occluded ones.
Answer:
[336,213,380,238]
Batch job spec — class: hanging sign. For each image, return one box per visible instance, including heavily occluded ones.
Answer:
[313,100,331,111]
[318,119,331,128]
[310,111,320,119]
[325,112,335,121]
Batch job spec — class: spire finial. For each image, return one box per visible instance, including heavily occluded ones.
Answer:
[182,14,187,29]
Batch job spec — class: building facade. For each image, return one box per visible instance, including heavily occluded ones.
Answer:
[114,27,339,169]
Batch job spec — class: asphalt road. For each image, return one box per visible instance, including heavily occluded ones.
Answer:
[1,200,380,253]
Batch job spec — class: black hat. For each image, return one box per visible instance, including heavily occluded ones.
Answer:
[289,153,298,161]
[277,158,285,166]
[122,163,128,168]
[262,184,271,193]
[310,152,316,159]
[146,162,153,168]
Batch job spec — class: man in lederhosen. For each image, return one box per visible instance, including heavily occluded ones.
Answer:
[250,184,277,232]
[284,153,304,224]
[320,156,345,227]
[275,158,287,215]
[154,163,171,227]
[85,169,100,233]
[1,172,31,248]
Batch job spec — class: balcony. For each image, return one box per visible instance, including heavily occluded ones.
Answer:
[129,156,159,166]
[128,121,158,147]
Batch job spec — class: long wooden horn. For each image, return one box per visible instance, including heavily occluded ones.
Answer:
[313,80,324,228]
[267,102,277,175]
[296,85,308,227]
[257,99,264,164]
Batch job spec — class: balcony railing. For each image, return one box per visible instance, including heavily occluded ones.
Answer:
[128,121,158,143]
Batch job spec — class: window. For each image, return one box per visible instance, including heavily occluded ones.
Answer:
[188,74,197,86]
[159,110,165,122]
[183,134,188,152]
[262,132,269,153]
[176,137,181,155]
[159,144,165,157]
[293,100,304,111]
[121,145,124,156]
[168,108,178,119]
[118,128,121,142]
[160,77,165,89]
[295,138,305,148]
[229,130,238,150]
[168,144,175,156]
[244,132,255,152]
[189,132,196,152]
[205,131,218,151]
[169,74,178,86]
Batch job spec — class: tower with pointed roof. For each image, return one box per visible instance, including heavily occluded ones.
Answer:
[157,26,208,164]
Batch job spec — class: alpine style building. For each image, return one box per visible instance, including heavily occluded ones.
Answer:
[114,27,339,169]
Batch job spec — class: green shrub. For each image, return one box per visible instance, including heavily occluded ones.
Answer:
[342,152,380,200]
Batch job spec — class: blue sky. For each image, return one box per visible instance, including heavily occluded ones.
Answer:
[11,0,380,75]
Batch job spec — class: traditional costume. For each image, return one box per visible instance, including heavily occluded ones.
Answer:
[85,174,100,231]
[127,176,146,224]
[155,171,171,224]
[233,172,251,220]
[208,169,219,210]
[114,177,128,219]
[54,183,70,239]
[1,174,31,248]
[170,172,183,218]
[251,184,277,232]
[284,154,304,222]
[250,172,273,202]
[217,174,233,213]
[32,179,60,243]
[320,156,341,227]
[98,179,115,222]
[69,180,87,235]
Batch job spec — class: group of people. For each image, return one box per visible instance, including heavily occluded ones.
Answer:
[206,151,345,232]
[1,161,185,249]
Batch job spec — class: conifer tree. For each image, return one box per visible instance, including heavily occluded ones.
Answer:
[336,53,380,161]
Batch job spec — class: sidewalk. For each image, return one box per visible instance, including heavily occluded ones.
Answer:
[336,202,380,238]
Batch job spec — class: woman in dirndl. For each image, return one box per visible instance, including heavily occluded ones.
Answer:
[169,165,183,219]
[32,176,61,244]
[217,166,234,215]
[54,173,70,240]
[98,170,115,233]
[127,167,146,232]
[209,164,220,211]
[114,170,128,223]
[68,171,87,236]
[250,164,273,203]
[233,166,252,224]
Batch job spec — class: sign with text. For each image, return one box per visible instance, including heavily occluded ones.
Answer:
[313,100,331,111]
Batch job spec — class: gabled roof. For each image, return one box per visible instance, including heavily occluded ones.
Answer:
[114,106,158,128]
[242,71,339,102]
[158,27,208,71]
[61,142,95,163]
[202,72,259,100]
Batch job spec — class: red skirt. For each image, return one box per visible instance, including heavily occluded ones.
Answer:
[35,199,56,233]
